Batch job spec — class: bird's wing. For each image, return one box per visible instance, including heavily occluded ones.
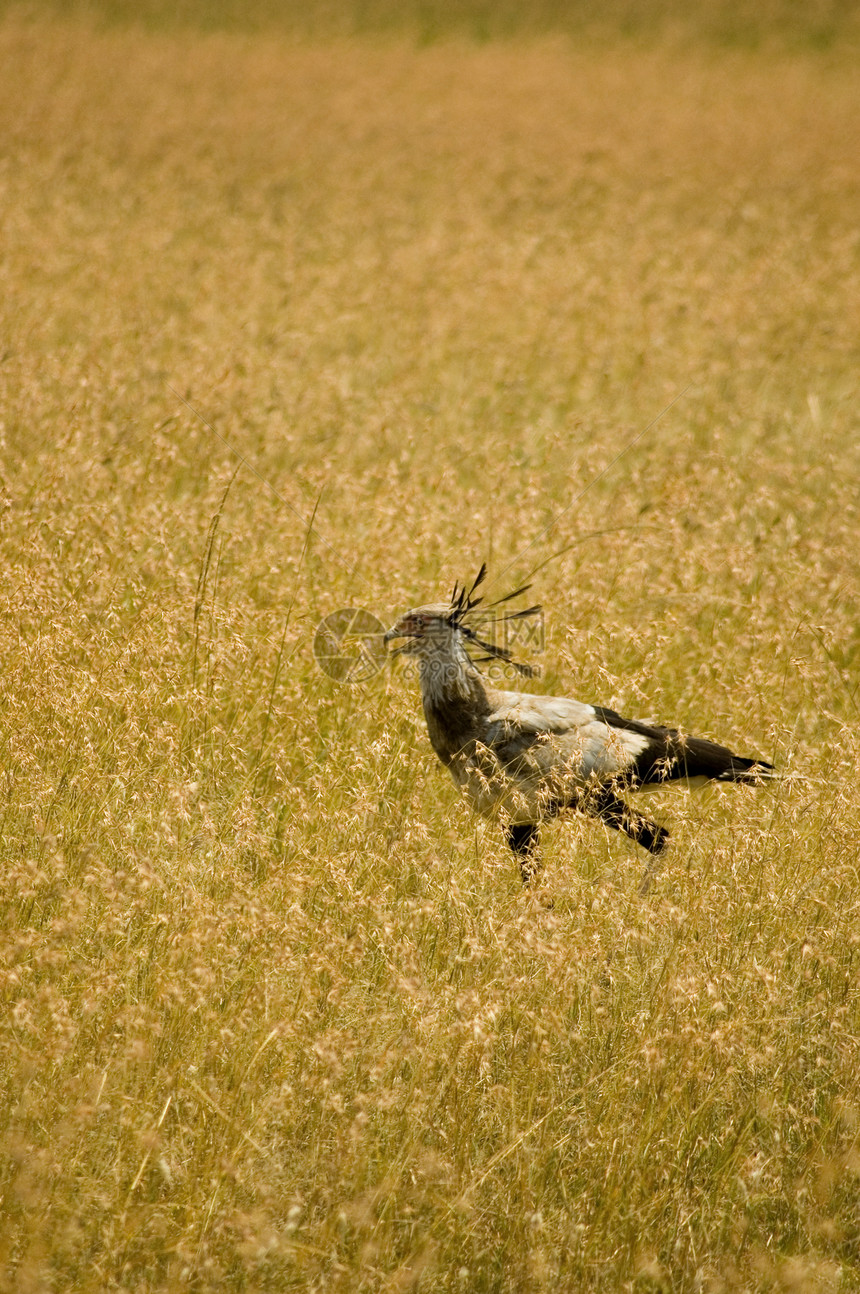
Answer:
[486,690,599,734]
[481,690,652,783]
[482,691,773,787]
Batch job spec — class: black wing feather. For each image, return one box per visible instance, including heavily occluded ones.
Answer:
[591,706,775,786]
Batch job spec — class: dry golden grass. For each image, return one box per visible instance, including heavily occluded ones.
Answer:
[5,0,860,48]
[1,13,859,1292]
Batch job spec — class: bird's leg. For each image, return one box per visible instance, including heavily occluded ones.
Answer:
[637,858,661,898]
[587,788,670,859]
[506,822,542,885]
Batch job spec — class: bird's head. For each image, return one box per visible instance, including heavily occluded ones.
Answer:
[384,565,540,677]
[383,603,457,660]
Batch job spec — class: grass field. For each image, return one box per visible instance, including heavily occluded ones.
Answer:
[1,7,859,1291]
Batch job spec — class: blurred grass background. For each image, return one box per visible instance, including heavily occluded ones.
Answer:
[3,0,860,47]
[1,2,859,1291]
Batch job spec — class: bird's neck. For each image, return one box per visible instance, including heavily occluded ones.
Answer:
[418,635,491,763]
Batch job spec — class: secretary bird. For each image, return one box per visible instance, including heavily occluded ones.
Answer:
[384,567,773,892]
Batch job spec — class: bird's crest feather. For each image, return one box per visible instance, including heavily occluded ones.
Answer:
[449,565,541,677]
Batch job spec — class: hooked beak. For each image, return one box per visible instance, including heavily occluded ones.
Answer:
[384,616,416,644]
[384,621,417,656]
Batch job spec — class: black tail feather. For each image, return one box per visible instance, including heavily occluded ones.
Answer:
[652,737,774,785]
[590,706,774,787]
